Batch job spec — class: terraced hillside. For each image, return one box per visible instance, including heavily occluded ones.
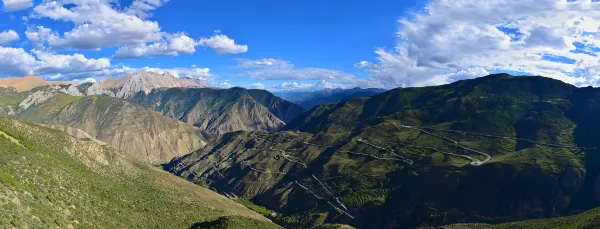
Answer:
[0,86,207,163]
[167,74,600,228]
[0,117,278,228]
[130,87,305,135]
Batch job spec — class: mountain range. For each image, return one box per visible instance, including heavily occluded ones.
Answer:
[129,87,305,135]
[0,71,304,163]
[275,88,386,109]
[167,74,600,228]
[0,85,207,163]
[3,72,600,228]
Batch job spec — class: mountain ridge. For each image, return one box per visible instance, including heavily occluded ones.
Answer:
[0,85,208,163]
[167,74,600,228]
[130,87,305,135]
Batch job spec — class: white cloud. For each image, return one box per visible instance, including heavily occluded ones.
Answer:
[2,0,32,11]
[113,33,196,59]
[0,30,19,45]
[0,46,110,78]
[237,58,294,69]
[216,80,233,88]
[258,79,383,92]
[270,82,314,91]
[71,77,97,84]
[250,82,265,90]
[364,0,600,88]
[354,61,372,68]
[199,33,248,54]
[33,50,111,77]
[125,0,169,18]
[237,58,357,81]
[31,0,163,50]
[0,47,37,76]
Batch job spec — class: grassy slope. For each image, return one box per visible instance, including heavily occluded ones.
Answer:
[170,74,600,228]
[438,207,600,229]
[0,116,275,228]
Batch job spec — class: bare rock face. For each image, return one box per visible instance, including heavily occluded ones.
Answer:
[75,82,115,97]
[71,71,211,99]
[49,96,209,163]
[109,71,211,99]
[60,84,83,96]
[19,88,57,110]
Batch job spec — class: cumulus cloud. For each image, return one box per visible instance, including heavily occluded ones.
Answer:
[256,79,383,92]
[199,33,248,54]
[0,46,110,78]
[31,0,163,50]
[237,58,357,81]
[125,0,169,18]
[71,77,97,84]
[216,81,233,88]
[363,0,600,88]
[0,30,19,45]
[2,0,32,11]
[113,33,196,59]
[250,82,265,90]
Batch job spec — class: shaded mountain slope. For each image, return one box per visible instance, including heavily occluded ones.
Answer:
[0,116,276,228]
[130,87,305,135]
[168,74,600,228]
[0,86,207,163]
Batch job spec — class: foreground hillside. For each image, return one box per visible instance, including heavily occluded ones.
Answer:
[0,86,207,163]
[0,116,279,228]
[167,74,600,228]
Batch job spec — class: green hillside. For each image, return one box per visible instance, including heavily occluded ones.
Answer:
[0,116,277,228]
[168,74,600,228]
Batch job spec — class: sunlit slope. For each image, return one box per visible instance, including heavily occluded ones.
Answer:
[0,116,276,228]
[0,86,207,163]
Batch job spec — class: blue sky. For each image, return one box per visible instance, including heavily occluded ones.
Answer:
[1,0,600,91]
[0,0,425,90]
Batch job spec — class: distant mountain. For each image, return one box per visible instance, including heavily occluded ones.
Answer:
[69,71,305,136]
[0,76,68,92]
[167,74,600,228]
[275,88,386,109]
[0,85,208,163]
[74,71,212,99]
[130,87,306,135]
[0,116,276,228]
